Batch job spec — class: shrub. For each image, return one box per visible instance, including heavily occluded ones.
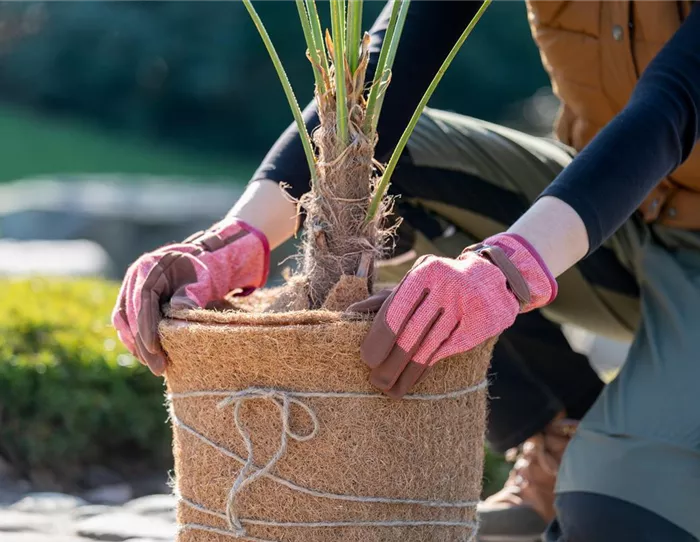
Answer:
[0,278,169,488]
[482,447,510,498]
[0,277,507,493]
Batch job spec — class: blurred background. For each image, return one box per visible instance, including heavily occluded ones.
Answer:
[0,1,627,531]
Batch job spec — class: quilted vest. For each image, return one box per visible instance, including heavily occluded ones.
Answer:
[526,0,698,228]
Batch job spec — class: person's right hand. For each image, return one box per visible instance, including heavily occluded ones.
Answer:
[111,218,269,375]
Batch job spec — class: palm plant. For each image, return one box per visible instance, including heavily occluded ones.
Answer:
[243,0,491,308]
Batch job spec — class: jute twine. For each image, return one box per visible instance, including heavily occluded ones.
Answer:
[169,382,487,542]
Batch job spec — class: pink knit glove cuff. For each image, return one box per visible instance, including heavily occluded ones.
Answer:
[178,218,270,301]
[468,233,557,312]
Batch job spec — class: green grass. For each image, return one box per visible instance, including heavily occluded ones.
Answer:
[0,104,256,183]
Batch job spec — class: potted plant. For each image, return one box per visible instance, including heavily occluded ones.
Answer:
[162,1,494,540]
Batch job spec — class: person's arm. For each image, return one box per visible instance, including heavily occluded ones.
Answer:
[508,196,587,278]
[526,4,700,273]
[227,180,299,250]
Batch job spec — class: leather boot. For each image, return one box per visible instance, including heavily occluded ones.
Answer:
[477,416,578,542]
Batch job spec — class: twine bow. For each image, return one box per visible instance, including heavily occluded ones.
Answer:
[218,390,319,535]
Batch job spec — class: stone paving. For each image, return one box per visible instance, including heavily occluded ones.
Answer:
[0,492,176,542]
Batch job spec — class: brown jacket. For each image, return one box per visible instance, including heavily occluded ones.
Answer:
[527,0,698,228]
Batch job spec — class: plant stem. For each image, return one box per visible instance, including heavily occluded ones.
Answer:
[346,0,363,73]
[306,0,330,79]
[243,0,318,188]
[363,0,405,134]
[330,0,348,145]
[365,0,492,222]
[370,0,410,131]
[296,0,325,94]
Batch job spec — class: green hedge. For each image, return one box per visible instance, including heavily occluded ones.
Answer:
[0,278,169,487]
[0,277,507,493]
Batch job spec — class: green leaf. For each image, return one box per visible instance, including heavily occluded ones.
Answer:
[366,0,493,221]
[363,0,407,134]
[329,0,348,145]
[296,0,325,93]
[346,0,363,73]
[306,0,330,80]
[243,0,318,188]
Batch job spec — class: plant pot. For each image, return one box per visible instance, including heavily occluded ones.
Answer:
[161,290,495,542]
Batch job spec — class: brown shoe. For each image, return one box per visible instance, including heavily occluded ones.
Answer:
[477,417,578,542]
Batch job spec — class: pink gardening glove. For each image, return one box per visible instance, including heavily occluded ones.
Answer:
[111,218,269,375]
[349,233,557,398]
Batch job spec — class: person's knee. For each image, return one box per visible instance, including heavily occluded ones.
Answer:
[548,492,695,542]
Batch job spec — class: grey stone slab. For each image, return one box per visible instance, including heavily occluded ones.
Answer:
[72,505,115,519]
[10,493,87,513]
[82,484,133,506]
[0,177,296,282]
[0,510,59,532]
[0,177,241,220]
[76,513,176,541]
[0,240,111,277]
[0,534,86,542]
[124,495,176,516]
[0,177,242,279]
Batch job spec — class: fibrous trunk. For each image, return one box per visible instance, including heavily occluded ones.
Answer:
[299,36,391,308]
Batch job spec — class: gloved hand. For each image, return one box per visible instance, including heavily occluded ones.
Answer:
[112,218,269,375]
[349,233,557,398]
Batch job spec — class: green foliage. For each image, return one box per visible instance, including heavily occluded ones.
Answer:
[0,2,548,161]
[329,0,348,144]
[242,0,317,187]
[0,277,507,492]
[367,0,491,221]
[483,448,510,498]
[346,0,362,73]
[0,278,169,486]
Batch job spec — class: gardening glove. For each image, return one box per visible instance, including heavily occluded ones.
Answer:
[111,218,269,375]
[349,233,557,398]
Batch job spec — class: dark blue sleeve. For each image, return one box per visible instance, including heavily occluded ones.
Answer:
[541,5,700,253]
[250,1,482,199]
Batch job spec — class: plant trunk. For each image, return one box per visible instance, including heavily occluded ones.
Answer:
[298,45,394,307]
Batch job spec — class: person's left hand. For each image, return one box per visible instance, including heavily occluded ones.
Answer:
[348,233,557,398]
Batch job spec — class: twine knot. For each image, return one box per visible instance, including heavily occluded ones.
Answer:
[217,389,319,535]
